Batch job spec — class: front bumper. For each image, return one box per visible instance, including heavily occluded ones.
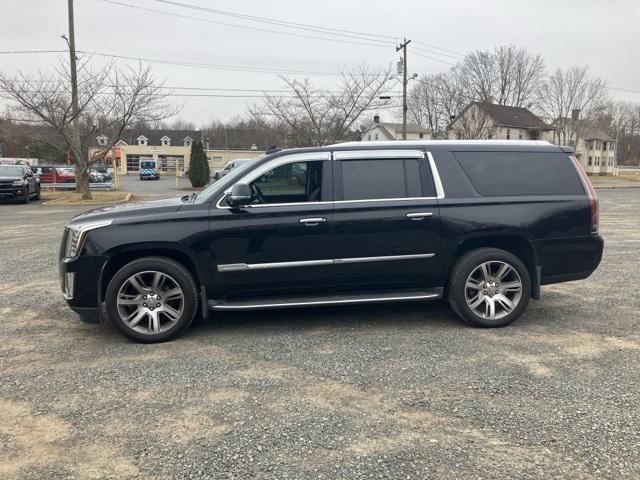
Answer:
[59,255,109,309]
[0,185,27,198]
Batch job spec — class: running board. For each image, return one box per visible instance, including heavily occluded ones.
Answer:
[208,288,443,311]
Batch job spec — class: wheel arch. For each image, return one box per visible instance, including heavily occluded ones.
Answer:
[99,243,203,299]
[448,232,540,298]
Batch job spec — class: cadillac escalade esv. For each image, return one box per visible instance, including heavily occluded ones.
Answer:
[59,140,603,342]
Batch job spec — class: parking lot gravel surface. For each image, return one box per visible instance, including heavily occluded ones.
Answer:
[0,188,638,479]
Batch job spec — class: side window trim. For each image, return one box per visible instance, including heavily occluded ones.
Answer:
[215,149,446,208]
[426,151,445,199]
[333,149,445,202]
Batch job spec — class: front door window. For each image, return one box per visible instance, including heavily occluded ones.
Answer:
[249,161,324,204]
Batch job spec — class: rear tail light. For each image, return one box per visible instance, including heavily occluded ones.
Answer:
[570,155,598,233]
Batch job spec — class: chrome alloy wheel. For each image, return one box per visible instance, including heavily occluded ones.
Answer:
[464,261,523,320]
[116,271,184,335]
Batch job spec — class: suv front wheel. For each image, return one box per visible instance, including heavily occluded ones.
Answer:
[105,257,198,342]
[448,248,531,327]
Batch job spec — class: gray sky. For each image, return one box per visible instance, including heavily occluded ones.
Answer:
[1,0,639,125]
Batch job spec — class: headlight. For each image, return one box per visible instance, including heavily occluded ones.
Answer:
[12,180,25,186]
[65,219,113,258]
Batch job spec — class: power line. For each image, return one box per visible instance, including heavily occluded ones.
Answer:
[412,51,456,66]
[149,0,400,43]
[0,50,67,54]
[412,46,464,60]
[101,0,397,50]
[78,50,347,76]
[607,86,640,94]
[101,0,463,65]
[413,41,466,57]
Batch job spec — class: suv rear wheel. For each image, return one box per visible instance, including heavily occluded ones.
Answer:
[105,257,198,342]
[448,248,530,327]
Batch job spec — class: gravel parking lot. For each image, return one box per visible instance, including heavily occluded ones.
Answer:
[0,188,638,479]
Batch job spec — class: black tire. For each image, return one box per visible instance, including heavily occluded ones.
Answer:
[32,186,41,201]
[105,256,198,343]
[448,248,530,328]
[20,192,29,204]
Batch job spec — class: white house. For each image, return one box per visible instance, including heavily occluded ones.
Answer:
[576,126,616,175]
[360,115,431,141]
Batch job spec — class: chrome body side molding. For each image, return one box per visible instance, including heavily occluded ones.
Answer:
[218,259,333,272]
[332,253,435,265]
[217,253,435,272]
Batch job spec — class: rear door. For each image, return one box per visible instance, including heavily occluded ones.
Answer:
[331,149,443,290]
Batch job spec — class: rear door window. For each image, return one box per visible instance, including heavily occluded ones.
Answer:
[454,151,584,196]
[340,159,425,201]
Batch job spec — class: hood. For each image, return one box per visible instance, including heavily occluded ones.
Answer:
[70,196,188,224]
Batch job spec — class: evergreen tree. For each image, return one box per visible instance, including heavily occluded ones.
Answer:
[188,141,210,187]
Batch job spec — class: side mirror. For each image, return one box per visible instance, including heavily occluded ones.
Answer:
[26,172,34,177]
[227,183,252,206]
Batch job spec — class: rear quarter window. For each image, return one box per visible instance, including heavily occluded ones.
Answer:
[453,151,584,196]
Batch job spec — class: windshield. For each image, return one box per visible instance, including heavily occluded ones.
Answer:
[197,155,265,202]
[0,165,24,176]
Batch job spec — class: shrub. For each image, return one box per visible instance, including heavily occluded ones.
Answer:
[188,140,210,187]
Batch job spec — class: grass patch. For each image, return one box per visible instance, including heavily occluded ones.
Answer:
[42,191,131,205]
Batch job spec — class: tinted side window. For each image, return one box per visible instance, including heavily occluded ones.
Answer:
[341,159,423,201]
[249,161,324,204]
[454,152,584,196]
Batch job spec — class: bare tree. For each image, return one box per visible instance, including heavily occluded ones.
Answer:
[408,72,467,139]
[249,65,392,146]
[594,100,640,165]
[537,65,607,147]
[454,45,545,107]
[0,60,178,198]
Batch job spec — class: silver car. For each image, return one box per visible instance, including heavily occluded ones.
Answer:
[213,158,253,180]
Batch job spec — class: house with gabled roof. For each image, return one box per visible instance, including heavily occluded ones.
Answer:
[446,101,554,142]
[360,115,431,141]
[89,128,263,176]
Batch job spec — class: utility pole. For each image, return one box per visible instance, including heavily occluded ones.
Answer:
[613,128,620,176]
[396,38,411,140]
[66,0,83,195]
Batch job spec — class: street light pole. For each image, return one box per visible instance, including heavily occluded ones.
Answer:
[396,38,411,140]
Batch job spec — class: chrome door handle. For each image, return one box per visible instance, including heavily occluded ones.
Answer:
[406,212,433,220]
[299,217,327,226]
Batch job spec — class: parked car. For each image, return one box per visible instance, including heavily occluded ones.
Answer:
[59,140,603,342]
[0,164,41,203]
[213,158,252,180]
[89,170,105,183]
[91,165,113,181]
[32,165,76,184]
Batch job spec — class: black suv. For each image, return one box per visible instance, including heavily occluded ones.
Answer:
[0,164,41,203]
[59,141,603,342]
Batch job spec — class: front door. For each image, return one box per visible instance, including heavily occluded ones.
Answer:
[331,149,442,290]
[209,152,335,299]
